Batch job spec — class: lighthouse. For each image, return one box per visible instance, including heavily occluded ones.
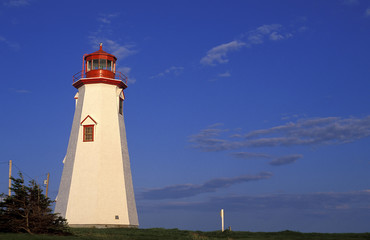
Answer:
[55,44,139,228]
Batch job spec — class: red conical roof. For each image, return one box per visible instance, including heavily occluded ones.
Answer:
[84,43,117,61]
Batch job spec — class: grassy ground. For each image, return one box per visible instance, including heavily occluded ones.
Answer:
[0,228,369,240]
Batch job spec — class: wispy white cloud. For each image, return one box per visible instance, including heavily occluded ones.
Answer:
[231,152,271,159]
[117,66,136,84]
[142,189,370,213]
[150,66,184,79]
[366,8,370,17]
[0,35,20,50]
[200,24,293,66]
[15,89,30,93]
[139,172,272,200]
[88,14,137,84]
[269,154,303,166]
[88,13,137,60]
[190,116,370,152]
[269,32,284,41]
[208,71,232,82]
[3,0,30,7]
[248,24,292,43]
[9,88,30,94]
[200,40,246,66]
[104,39,136,59]
[231,152,302,166]
[218,71,231,78]
[97,13,119,24]
[89,35,136,60]
[341,0,359,5]
[257,24,281,34]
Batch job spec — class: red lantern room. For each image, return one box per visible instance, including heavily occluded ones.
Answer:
[72,43,127,89]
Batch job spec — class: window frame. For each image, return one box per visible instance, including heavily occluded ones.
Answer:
[83,125,95,142]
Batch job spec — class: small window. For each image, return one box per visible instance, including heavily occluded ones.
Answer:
[83,125,94,142]
[119,98,123,115]
[87,60,91,71]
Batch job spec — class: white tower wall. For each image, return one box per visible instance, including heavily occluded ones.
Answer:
[55,82,138,227]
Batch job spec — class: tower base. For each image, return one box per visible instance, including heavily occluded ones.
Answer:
[69,224,139,228]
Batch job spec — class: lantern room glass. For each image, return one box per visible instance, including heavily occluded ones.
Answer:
[86,59,114,72]
[107,60,112,71]
[92,59,99,70]
[99,59,106,69]
[87,60,91,71]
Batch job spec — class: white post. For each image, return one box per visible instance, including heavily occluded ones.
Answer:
[8,160,12,196]
[220,209,224,232]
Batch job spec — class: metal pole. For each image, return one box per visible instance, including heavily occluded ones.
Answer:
[45,173,50,198]
[8,160,12,196]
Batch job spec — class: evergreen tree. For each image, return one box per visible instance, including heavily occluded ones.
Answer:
[0,173,69,234]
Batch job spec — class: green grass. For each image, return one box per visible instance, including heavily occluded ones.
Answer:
[0,228,369,240]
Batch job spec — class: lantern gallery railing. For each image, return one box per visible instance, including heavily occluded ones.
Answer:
[72,70,128,84]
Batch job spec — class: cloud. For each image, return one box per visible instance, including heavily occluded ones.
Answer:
[104,39,136,60]
[88,36,136,60]
[143,190,370,213]
[209,71,232,82]
[269,32,284,41]
[256,24,281,34]
[3,0,30,7]
[88,14,136,60]
[190,116,370,152]
[200,24,293,66]
[117,67,136,84]
[140,172,272,200]
[366,8,370,17]
[15,89,30,93]
[246,116,370,146]
[230,152,301,166]
[270,32,292,41]
[218,71,231,78]
[87,14,137,85]
[231,152,272,159]
[341,0,359,5]
[245,24,293,44]
[200,40,246,66]
[97,13,119,24]
[189,126,233,151]
[269,154,303,166]
[0,36,20,50]
[150,66,184,79]
[9,88,30,94]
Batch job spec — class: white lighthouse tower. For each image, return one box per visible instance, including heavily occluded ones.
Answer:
[55,44,139,228]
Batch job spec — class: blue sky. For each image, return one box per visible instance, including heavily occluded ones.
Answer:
[1,0,370,233]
